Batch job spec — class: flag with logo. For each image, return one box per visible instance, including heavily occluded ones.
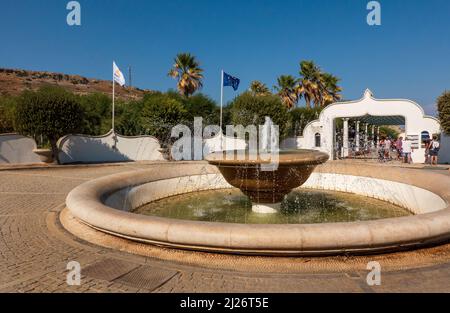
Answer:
[113,61,126,86]
[223,72,240,91]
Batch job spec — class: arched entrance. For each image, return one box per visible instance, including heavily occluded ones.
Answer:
[334,115,405,160]
[297,89,441,163]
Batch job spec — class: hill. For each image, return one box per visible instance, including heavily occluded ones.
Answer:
[0,68,153,101]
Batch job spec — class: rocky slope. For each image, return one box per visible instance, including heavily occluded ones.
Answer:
[0,68,152,101]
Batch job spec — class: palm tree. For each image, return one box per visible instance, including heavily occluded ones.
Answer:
[319,73,342,106]
[297,60,321,108]
[168,53,204,97]
[297,60,342,108]
[249,81,271,96]
[274,75,299,109]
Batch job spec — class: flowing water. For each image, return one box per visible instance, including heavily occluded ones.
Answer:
[134,189,411,224]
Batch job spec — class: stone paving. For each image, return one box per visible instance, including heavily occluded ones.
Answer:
[0,162,450,293]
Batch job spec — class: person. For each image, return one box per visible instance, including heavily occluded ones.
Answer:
[402,137,413,164]
[396,136,403,160]
[384,137,391,160]
[424,139,431,164]
[378,137,386,162]
[429,135,440,165]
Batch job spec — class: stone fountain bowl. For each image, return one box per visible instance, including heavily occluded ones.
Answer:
[205,149,329,204]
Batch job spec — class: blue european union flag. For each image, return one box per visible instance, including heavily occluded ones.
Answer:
[223,72,240,91]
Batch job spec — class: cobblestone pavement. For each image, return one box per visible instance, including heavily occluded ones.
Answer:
[0,162,450,293]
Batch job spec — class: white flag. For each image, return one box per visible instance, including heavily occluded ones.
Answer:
[113,61,126,86]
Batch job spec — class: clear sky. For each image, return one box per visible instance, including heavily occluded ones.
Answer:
[1,0,449,115]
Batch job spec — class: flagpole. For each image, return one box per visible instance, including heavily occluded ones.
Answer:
[112,64,115,133]
[220,70,224,131]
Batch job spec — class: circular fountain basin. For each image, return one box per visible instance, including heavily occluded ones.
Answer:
[65,162,450,255]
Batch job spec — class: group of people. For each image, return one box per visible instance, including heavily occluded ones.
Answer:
[423,136,441,165]
[378,137,398,162]
[378,135,440,165]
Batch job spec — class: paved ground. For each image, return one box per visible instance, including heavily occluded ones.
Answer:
[0,162,450,293]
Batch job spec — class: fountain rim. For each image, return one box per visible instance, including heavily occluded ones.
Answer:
[64,162,450,256]
[205,149,330,166]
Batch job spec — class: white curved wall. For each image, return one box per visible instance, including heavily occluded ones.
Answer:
[0,134,40,164]
[58,130,165,164]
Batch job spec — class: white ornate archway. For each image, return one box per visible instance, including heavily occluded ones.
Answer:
[296,89,441,163]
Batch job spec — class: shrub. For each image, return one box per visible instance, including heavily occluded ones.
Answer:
[229,92,290,138]
[288,107,322,136]
[0,95,17,133]
[115,100,145,136]
[141,92,187,146]
[437,91,450,135]
[78,93,112,135]
[15,86,84,163]
[379,126,399,139]
[182,93,219,126]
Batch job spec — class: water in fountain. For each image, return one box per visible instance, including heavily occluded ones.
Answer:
[134,188,411,224]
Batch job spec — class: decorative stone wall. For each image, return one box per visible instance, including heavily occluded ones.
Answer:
[0,134,40,164]
[57,130,165,164]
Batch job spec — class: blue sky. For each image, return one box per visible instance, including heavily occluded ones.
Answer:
[1,0,449,115]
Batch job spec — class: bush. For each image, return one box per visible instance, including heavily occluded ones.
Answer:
[182,93,219,126]
[288,107,322,136]
[115,100,145,136]
[437,91,450,135]
[141,92,188,145]
[15,86,84,163]
[229,92,290,138]
[379,126,399,139]
[0,95,17,133]
[78,93,112,135]
[162,90,219,126]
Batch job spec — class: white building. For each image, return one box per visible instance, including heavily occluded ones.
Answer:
[293,89,442,164]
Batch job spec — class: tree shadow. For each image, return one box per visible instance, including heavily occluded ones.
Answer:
[58,136,132,164]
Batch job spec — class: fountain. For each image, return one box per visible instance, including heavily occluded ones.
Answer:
[205,149,329,213]
[63,116,450,255]
[206,117,328,213]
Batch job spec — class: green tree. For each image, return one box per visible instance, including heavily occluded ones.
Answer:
[379,126,400,139]
[182,93,219,126]
[274,75,299,109]
[168,53,204,97]
[0,95,17,133]
[115,100,145,136]
[14,86,84,163]
[229,91,290,139]
[437,91,450,134]
[77,93,112,135]
[288,107,323,136]
[141,92,187,146]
